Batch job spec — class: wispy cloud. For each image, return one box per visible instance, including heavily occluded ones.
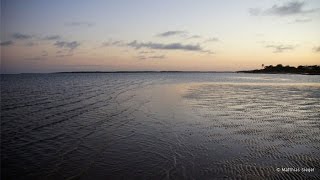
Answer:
[42,50,48,57]
[25,57,44,61]
[265,44,295,53]
[65,21,94,27]
[187,35,201,39]
[0,40,14,46]
[55,50,73,57]
[201,50,215,54]
[136,55,165,60]
[249,1,318,16]
[56,53,73,58]
[156,31,187,37]
[127,40,202,51]
[149,55,165,59]
[43,35,61,40]
[102,40,125,46]
[25,42,37,47]
[25,50,49,61]
[103,39,214,54]
[293,18,312,23]
[204,37,219,43]
[12,33,32,40]
[136,55,147,60]
[54,41,80,50]
[138,51,155,54]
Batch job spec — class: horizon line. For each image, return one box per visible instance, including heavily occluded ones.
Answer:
[1,70,236,75]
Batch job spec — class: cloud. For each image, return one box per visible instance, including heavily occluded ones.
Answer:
[156,31,187,37]
[25,57,43,61]
[136,55,166,60]
[293,18,312,23]
[43,35,61,40]
[187,35,201,39]
[314,46,320,53]
[265,44,295,53]
[250,1,318,16]
[266,2,314,16]
[65,21,94,27]
[102,40,125,46]
[138,51,155,54]
[42,50,48,57]
[102,38,214,54]
[55,50,73,57]
[136,56,147,60]
[56,53,73,58]
[127,40,203,51]
[25,42,37,47]
[201,50,215,54]
[54,41,80,50]
[149,55,165,59]
[204,37,219,43]
[55,49,74,57]
[25,50,49,61]
[0,40,14,46]
[12,33,32,40]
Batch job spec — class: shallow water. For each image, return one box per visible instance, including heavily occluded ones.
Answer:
[1,73,320,179]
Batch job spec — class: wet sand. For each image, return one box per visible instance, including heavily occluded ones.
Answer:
[1,73,319,179]
[130,82,320,179]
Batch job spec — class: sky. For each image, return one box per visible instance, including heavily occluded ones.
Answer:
[1,0,320,73]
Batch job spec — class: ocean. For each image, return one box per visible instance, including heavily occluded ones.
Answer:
[1,73,320,179]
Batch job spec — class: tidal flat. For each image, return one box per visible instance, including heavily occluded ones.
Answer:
[1,73,319,179]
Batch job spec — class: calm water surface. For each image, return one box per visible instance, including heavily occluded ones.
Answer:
[1,73,320,179]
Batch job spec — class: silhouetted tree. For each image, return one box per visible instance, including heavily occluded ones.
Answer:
[239,64,319,75]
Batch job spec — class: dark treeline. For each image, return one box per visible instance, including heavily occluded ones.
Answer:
[238,64,320,75]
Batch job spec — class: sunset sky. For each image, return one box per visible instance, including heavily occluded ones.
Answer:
[1,0,320,73]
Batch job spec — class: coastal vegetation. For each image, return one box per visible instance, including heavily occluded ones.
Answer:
[238,64,320,75]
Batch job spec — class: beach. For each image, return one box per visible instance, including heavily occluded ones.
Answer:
[1,73,320,179]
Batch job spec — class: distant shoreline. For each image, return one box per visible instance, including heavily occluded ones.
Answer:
[1,71,235,75]
[237,65,320,75]
[55,71,234,74]
[1,65,320,75]
[237,72,320,75]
